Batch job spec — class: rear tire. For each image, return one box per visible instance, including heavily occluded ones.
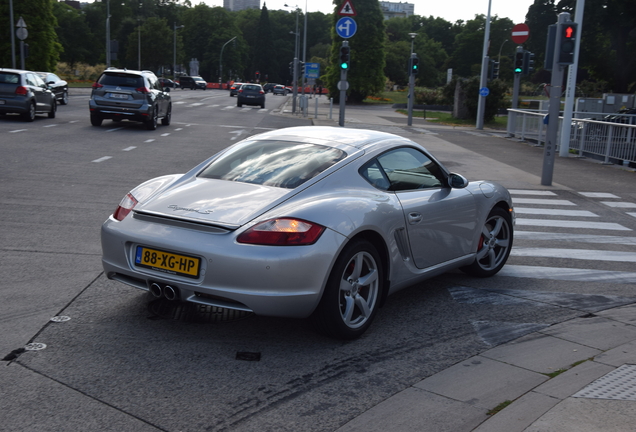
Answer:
[161,104,172,126]
[461,207,513,277]
[48,101,56,118]
[60,90,69,105]
[145,107,158,130]
[90,114,103,126]
[312,240,383,340]
[22,102,36,122]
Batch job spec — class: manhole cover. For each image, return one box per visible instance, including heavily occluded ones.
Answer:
[573,364,636,401]
[24,343,47,351]
[148,299,253,323]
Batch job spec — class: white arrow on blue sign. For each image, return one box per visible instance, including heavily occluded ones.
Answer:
[336,17,357,39]
[479,87,490,97]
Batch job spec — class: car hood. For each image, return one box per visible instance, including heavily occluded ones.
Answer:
[135,177,290,229]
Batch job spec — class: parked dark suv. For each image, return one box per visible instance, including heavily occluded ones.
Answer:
[89,68,171,130]
[179,76,207,90]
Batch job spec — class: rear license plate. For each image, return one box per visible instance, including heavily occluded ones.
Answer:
[247,95,255,98]
[108,93,128,99]
[135,246,200,279]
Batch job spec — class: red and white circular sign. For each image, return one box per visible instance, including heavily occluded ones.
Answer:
[511,23,530,44]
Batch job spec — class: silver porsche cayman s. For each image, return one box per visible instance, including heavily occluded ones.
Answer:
[101,126,515,339]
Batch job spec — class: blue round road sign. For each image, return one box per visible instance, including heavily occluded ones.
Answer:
[336,17,357,39]
[479,87,490,97]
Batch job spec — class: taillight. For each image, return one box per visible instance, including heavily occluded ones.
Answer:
[15,86,28,96]
[259,90,264,94]
[112,193,138,221]
[238,89,243,93]
[136,87,150,94]
[237,218,325,246]
[92,82,103,89]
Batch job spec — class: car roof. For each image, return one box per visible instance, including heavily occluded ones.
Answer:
[250,126,414,151]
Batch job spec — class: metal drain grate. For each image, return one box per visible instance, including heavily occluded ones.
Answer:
[573,364,636,401]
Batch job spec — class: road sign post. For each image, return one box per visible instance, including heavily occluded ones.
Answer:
[339,41,349,127]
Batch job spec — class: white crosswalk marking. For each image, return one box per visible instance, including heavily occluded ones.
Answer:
[514,208,598,217]
[511,248,636,262]
[512,198,576,206]
[502,189,636,285]
[516,218,630,230]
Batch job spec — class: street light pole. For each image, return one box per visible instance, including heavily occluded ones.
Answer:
[407,33,417,126]
[285,4,300,114]
[106,0,111,67]
[138,19,141,70]
[301,0,307,98]
[173,23,184,87]
[476,0,492,130]
[220,36,237,85]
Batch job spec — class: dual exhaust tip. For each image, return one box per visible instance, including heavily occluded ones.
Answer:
[150,283,179,301]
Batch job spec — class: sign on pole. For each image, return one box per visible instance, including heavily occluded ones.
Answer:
[511,23,530,44]
[336,17,357,39]
[338,0,357,16]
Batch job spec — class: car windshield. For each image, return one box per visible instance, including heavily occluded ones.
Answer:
[98,73,144,88]
[199,140,346,189]
[192,76,203,80]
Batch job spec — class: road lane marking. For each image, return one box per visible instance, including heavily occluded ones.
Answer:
[145,139,155,143]
[92,156,112,163]
[9,129,27,133]
[107,127,124,132]
[161,133,170,136]
[602,201,636,208]
[123,146,136,151]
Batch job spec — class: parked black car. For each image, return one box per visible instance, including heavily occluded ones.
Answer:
[237,84,265,108]
[263,83,280,93]
[89,68,171,130]
[35,72,68,105]
[159,78,180,89]
[0,68,56,121]
[179,76,207,90]
[229,82,244,97]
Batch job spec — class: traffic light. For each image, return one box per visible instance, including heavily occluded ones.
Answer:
[410,56,419,74]
[558,22,577,65]
[514,51,524,74]
[493,60,499,79]
[255,71,260,82]
[300,62,305,76]
[523,51,535,75]
[340,44,350,70]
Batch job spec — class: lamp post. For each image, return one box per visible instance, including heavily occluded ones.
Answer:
[476,0,492,130]
[137,18,141,70]
[285,4,300,114]
[106,0,111,67]
[173,23,184,87]
[220,36,237,85]
[301,0,307,98]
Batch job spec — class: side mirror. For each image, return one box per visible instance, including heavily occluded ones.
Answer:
[448,173,468,189]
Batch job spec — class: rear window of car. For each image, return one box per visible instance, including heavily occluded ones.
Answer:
[198,140,346,189]
[98,73,144,88]
[0,73,19,84]
[243,85,261,91]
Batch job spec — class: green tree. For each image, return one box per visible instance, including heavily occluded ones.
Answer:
[125,17,173,72]
[52,1,99,68]
[326,0,386,102]
[253,5,275,83]
[0,0,62,71]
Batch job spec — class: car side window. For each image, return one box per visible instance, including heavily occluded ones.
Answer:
[375,147,445,191]
[359,160,391,190]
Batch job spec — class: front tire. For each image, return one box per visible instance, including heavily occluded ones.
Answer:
[461,207,513,277]
[312,240,383,340]
[60,90,69,105]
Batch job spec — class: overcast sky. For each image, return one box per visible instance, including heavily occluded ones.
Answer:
[201,0,534,24]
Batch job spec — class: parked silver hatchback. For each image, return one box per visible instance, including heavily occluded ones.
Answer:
[0,68,56,121]
[89,68,171,130]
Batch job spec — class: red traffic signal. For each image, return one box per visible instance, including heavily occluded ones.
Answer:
[558,22,577,65]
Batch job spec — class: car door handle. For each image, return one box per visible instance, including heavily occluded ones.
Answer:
[408,212,423,224]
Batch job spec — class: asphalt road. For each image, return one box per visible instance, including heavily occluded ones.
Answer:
[1,91,635,431]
